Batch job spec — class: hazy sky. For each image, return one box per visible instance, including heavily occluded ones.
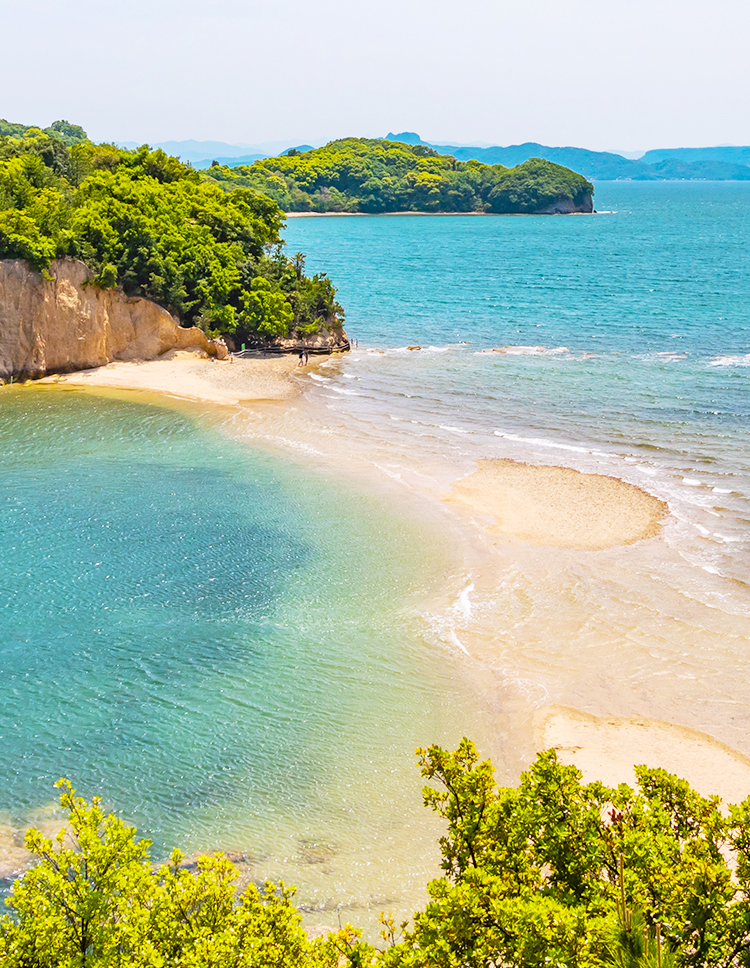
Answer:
[3,0,749,150]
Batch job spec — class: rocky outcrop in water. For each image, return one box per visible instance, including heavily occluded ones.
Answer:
[225,328,350,355]
[0,259,227,381]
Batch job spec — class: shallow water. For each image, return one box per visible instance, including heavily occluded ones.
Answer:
[282,183,750,750]
[0,388,492,921]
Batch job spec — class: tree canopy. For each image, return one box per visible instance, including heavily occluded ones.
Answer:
[5,744,750,967]
[0,125,344,342]
[204,138,594,215]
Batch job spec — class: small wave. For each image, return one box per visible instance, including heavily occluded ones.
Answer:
[458,582,474,621]
[373,462,402,482]
[479,345,570,356]
[326,386,360,395]
[682,478,702,486]
[447,630,470,655]
[709,354,750,367]
[635,352,688,363]
[493,430,608,457]
[713,487,733,494]
[440,424,469,434]
[308,373,331,382]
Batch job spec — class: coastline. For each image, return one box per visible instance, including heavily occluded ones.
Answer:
[285,210,596,218]
[534,705,750,803]
[23,355,750,827]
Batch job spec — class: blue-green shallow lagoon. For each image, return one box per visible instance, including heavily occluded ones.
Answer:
[0,389,476,876]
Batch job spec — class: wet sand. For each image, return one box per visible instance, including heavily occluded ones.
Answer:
[446,458,668,550]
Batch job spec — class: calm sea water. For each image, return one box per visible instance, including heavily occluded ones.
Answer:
[281,183,750,756]
[2,183,750,921]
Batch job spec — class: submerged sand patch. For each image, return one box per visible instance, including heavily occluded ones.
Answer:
[37,351,302,405]
[534,705,750,804]
[446,459,667,550]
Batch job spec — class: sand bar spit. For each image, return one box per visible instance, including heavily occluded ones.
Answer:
[446,458,668,550]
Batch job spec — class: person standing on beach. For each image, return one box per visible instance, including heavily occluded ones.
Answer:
[298,350,304,366]
[304,350,309,365]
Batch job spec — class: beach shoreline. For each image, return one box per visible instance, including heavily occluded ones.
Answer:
[36,349,303,405]
[27,351,750,810]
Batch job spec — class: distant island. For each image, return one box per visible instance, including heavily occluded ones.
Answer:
[143,128,750,182]
[203,138,595,215]
[0,120,346,358]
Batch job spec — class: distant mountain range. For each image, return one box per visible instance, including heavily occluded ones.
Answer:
[385,133,750,181]
[116,138,297,167]
[118,134,750,180]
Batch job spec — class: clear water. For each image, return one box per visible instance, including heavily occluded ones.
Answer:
[0,390,480,904]
[283,184,750,583]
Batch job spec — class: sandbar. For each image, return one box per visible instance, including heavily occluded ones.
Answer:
[36,349,302,406]
[534,705,750,804]
[446,458,667,550]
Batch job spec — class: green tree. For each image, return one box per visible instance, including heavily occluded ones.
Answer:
[205,137,594,215]
[239,276,294,339]
[0,127,345,342]
[381,742,750,968]
[0,781,348,968]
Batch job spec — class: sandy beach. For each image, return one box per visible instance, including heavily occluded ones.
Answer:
[37,349,302,405]
[534,705,750,803]
[28,351,750,812]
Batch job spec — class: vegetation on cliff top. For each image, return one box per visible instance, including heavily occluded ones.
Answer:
[4,742,750,967]
[0,124,343,342]
[204,138,595,214]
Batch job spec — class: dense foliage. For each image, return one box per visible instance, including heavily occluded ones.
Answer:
[204,138,594,214]
[6,744,750,966]
[374,741,750,967]
[0,781,359,967]
[0,118,87,146]
[0,125,344,341]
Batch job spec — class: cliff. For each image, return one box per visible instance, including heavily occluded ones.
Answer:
[0,259,226,381]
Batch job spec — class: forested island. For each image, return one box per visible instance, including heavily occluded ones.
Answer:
[0,121,344,348]
[204,138,595,215]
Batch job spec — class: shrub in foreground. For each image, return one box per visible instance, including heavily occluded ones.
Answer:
[5,743,750,966]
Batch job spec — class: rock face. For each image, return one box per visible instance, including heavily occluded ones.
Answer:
[0,259,227,380]
[534,195,594,214]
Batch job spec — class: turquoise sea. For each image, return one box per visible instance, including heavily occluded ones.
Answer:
[2,182,750,920]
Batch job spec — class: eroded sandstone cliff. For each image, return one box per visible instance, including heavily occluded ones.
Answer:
[0,259,226,380]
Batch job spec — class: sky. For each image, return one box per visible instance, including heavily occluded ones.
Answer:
[3,0,749,151]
